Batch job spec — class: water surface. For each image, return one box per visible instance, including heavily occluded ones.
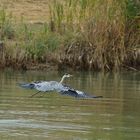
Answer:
[0,70,140,140]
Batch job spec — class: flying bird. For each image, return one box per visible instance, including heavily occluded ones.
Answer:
[19,74,102,98]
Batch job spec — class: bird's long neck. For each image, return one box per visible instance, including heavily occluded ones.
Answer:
[59,75,66,83]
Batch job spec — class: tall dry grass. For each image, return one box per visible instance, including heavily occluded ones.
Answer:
[49,0,139,71]
[0,8,62,69]
[0,0,139,70]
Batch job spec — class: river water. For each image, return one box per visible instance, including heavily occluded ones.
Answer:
[0,70,140,140]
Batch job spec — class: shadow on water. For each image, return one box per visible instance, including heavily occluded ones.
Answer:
[0,70,140,140]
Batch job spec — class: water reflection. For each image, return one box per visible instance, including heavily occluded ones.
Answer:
[0,70,140,140]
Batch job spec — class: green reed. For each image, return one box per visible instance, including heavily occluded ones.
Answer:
[0,8,14,39]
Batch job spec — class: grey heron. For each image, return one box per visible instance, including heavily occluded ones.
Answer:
[19,73,102,98]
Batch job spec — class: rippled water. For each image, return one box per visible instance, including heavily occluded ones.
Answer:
[0,70,140,140]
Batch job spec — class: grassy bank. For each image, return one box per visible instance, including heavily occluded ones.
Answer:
[0,0,139,71]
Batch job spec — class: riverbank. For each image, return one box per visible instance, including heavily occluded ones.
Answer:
[0,0,139,71]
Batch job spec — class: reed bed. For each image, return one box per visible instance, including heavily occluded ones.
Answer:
[49,0,139,71]
[0,0,139,71]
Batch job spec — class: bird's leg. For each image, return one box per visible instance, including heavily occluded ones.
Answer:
[38,93,44,98]
[29,91,41,98]
[39,91,48,98]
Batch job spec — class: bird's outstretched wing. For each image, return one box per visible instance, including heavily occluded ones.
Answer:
[59,85,103,99]
[18,83,35,89]
[18,81,44,89]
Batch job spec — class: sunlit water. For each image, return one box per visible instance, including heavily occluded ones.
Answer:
[0,70,140,140]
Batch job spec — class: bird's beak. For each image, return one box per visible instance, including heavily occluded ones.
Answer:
[69,74,73,77]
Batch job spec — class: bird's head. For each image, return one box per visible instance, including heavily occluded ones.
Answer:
[64,73,73,78]
[59,73,73,83]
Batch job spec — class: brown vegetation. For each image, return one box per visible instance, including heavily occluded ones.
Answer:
[0,0,139,71]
